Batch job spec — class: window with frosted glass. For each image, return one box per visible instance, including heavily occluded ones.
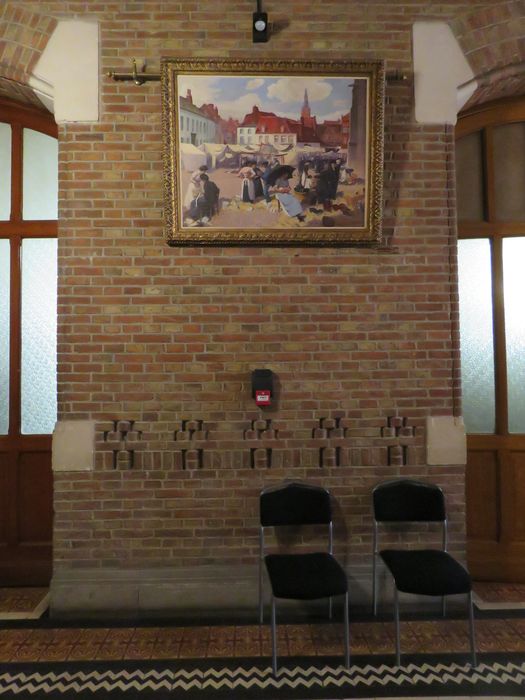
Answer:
[0,123,12,221]
[22,128,58,221]
[503,237,525,433]
[493,123,525,222]
[458,239,496,433]
[456,131,484,222]
[0,239,10,434]
[21,238,57,434]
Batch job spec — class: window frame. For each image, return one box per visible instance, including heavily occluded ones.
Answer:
[456,96,525,435]
[0,97,58,437]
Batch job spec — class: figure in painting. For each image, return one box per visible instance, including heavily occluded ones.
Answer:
[330,158,343,199]
[266,165,305,222]
[260,161,273,203]
[238,161,256,203]
[251,161,265,201]
[187,173,220,225]
[183,164,208,210]
[298,161,314,194]
[315,161,334,210]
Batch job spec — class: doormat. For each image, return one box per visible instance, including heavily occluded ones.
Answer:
[0,589,49,621]
[0,652,523,698]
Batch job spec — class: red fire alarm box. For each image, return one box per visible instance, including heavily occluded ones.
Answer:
[251,369,274,407]
[255,389,271,406]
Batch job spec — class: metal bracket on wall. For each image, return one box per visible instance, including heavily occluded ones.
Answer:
[107,59,160,85]
[107,59,408,85]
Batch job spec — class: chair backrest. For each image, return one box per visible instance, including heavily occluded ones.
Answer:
[260,482,332,527]
[373,479,446,523]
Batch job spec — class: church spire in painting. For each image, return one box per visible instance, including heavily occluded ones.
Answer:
[301,88,311,121]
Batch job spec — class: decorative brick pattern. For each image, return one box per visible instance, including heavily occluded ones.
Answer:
[244,419,278,469]
[381,416,416,466]
[310,417,388,468]
[102,420,144,470]
[244,419,278,441]
[312,418,344,468]
[173,420,209,470]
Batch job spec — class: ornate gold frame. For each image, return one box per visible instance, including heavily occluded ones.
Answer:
[161,58,384,246]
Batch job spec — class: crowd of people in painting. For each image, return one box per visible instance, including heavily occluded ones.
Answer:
[183,155,361,227]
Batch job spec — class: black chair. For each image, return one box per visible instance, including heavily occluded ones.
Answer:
[259,481,350,674]
[372,478,476,666]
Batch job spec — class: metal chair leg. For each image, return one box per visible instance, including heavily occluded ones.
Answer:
[372,524,378,616]
[271,596,278,676]
[259,559,264,624]
[328,596,333,620]
[343,591,350,668]
[372,552,377,616]
[468,591,477,667]
[259,529,264,624]
[394,587,401,666]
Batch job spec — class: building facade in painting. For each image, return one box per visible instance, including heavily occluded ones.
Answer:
[179,89,217,145]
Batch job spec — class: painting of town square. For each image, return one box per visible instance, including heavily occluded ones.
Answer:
[162,59,384,244]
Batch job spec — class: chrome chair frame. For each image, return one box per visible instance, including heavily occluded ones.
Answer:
[372,479,477,667]
[259,482,350,675]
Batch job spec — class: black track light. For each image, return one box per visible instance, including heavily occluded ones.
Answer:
[253,1,269,43]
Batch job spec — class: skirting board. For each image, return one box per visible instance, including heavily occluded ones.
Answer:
[50,565,257,618]
[50,565,466,619]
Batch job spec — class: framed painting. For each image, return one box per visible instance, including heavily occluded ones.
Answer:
[161,58,384,246]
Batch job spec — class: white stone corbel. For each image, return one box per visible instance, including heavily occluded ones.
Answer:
[29,19,99,123]
[52,420,96,472]
[426,415,467,465]
[413,21,478,125]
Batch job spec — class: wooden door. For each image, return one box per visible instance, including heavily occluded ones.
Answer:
[0,99,57,585]
[456,98,525,581]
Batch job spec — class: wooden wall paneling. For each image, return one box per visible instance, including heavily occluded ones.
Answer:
[17,450,53,544]
[466,448,499,541]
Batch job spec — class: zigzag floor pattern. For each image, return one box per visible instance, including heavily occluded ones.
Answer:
[0,658,524,696]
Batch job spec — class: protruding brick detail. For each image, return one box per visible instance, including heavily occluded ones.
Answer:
[173,420,209,470]
[244,419,279,469]
[244,419,278,441]
[320,446,339,468]
[388,444,405,467]
[311,417,389,468]
[102,420,144,469]
[313,418,343,467]
[251,447,272,469]
[381,416,416,466]
[182,448,204,471]
[175,419,208,443]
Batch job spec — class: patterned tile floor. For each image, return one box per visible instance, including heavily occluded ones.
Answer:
[0,587,49,619]
[473,581,525,609]
[0,616,524,662]
[0,587,524,699]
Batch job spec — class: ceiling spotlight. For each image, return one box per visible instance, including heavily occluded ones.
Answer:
[253,1,269,42]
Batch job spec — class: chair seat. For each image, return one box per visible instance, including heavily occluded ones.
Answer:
[380,549,471,597]
[265,552,348,600]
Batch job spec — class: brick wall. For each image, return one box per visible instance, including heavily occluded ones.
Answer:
[4,0,520,613]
